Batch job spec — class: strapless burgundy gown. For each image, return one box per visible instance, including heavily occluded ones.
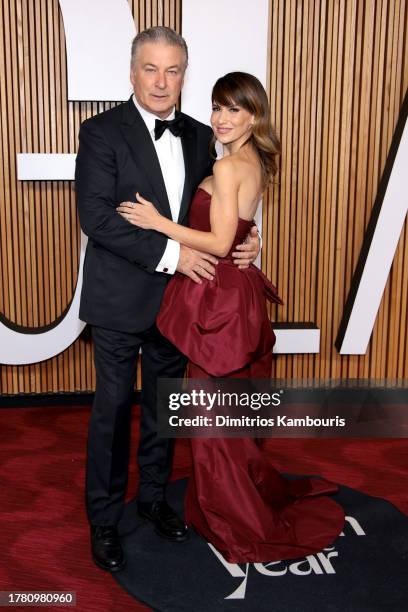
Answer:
[157,188,345,563]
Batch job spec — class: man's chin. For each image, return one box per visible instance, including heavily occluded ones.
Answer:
[147,100,174,117]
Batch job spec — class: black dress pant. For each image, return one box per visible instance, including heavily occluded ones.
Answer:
[86,324,187,526]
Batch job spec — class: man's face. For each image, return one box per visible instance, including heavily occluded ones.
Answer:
[130,41,186,119]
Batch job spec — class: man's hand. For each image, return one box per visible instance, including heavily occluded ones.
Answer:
[232,226,260,269]
[177,245,218,284]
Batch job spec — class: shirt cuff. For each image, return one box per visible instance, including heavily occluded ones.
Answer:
[155,239,180,275]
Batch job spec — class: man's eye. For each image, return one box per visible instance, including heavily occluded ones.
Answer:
[168,70,178,75]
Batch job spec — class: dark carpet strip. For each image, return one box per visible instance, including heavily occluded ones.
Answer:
[0,405,407,611]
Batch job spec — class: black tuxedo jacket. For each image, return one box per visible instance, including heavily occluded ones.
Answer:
[75,97,213,332]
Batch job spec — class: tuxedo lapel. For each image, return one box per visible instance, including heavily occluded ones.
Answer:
[120,99,172,218]
[179,114,198,223]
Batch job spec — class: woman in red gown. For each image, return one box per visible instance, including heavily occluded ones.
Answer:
[117,72,345,563]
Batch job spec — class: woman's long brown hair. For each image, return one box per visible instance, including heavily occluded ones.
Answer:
[211,72,280,186]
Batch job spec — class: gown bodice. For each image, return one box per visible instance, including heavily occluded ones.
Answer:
[188,187,255,258]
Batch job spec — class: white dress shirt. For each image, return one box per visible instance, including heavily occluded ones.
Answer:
[133,96,184,274]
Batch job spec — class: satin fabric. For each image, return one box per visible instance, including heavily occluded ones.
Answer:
[157,189,283,377]
[157,188,345,563]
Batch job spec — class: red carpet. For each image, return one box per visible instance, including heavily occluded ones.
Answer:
[0,405,407,611]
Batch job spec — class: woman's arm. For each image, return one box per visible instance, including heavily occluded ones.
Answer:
[117,160,239,258]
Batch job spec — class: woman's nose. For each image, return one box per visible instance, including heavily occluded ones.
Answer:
[218,109,229,124]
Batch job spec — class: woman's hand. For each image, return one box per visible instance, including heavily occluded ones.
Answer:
[116,193,163,231]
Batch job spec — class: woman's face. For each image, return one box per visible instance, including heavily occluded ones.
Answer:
[211,101,255,147]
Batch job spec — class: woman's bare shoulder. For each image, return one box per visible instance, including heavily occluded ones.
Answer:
[213,157,240,184]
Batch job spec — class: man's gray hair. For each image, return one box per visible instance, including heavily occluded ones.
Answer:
[130,26,188,70]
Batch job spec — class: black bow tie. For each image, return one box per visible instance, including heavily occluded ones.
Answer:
[154,116,185,140]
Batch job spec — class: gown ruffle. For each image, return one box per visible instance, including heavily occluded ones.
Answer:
[157,187,345,563]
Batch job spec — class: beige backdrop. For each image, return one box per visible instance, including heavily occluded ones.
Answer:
[0,0,407,394]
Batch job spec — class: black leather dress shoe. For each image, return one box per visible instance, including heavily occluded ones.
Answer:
[137,501,188,542]
[90,526,126,572]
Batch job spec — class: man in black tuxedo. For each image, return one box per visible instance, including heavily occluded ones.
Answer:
[75,26,259,572]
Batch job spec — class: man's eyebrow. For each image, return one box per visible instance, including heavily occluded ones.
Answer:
[142,62,181,69]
